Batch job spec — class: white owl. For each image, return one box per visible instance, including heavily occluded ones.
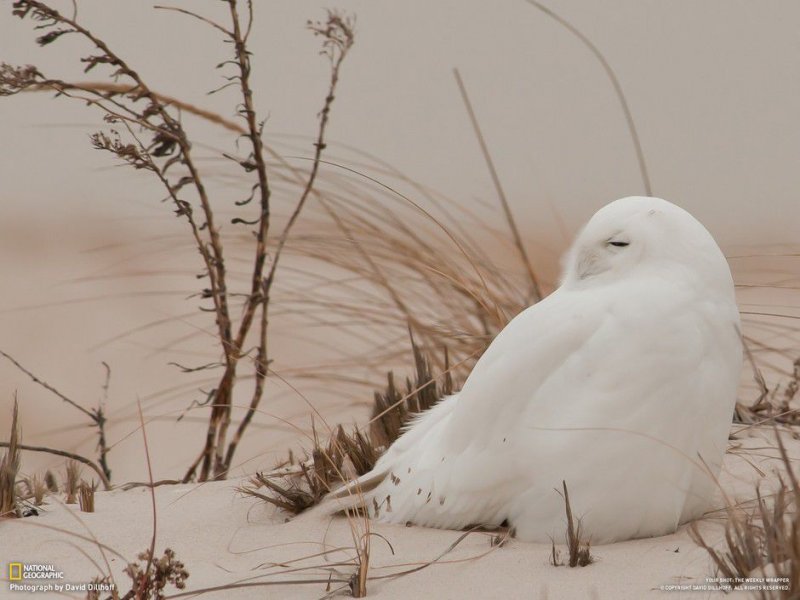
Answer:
[328,196,742,544]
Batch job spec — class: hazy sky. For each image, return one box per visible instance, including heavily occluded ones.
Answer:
[2,0,798,250]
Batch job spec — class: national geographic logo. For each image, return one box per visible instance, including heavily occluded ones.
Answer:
[7,562,64,580]
[6,562,115,595]
[7,563,89,594]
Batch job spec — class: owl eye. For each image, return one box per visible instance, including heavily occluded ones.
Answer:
[608,241,630,247]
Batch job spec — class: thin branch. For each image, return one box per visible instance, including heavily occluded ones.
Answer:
[265,13,356,288]
[22,81,246,134]
[0,442,110,490]
[1,349,111,484]
[153,5,233,38]
[187,0,278,481]
[221,10,355,474]
[0,349,94,419]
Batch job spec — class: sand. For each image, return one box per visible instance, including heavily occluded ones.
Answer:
[4,424,794,600]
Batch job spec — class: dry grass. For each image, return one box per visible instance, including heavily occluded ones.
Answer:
[241,342,451,514]
[0,398,21,518]
[240,423,379,514]
[79,481,96,513]
[64,460,81,504]
[691,430,799,597]
[550,480,594,568]
[735,356,800,427]
[44,469,58,492]
[1,1,546,503]
[370,342,454,448]
[21,474,47,506]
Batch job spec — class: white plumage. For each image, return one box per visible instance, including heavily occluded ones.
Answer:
[328,196,742,544]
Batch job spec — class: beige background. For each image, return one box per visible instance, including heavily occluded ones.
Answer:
[0,1,798,482]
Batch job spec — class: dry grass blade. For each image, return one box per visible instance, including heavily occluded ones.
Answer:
[241,471,320,515]
[0,398,21,518]
[691,429,799,597]
[350,530,370,598]
[524,0,652,196]
[734,355,800,428]
[550,480,594,568]
[240,422,377,515]
[64,460,81,504]
[452,67,541,302]
[79,481,95,513]
[21,474,47,506]
[370,342,452,449]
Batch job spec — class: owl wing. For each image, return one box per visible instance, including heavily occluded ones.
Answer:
[323,286,612,525]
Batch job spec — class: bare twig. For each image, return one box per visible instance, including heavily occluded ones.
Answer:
[0,349,94,419]
[0,350,112,482]
[218,9,356,476]
[0,442,111,490]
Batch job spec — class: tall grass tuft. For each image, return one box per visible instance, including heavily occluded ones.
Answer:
[691,430,800,597]
[0,398,21,518]
[44,469,58,492]
[64,460,81,504]
[78,481,95,513]
[21,474,47,506]
[241,342,451,514]
[550,480,594,568]
[370,343,454,449]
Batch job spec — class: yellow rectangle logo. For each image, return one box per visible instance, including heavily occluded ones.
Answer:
[9,563,23,581]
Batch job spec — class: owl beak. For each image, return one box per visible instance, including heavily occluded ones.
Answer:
[576,249,607,280]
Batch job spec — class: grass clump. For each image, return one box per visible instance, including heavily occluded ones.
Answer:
[735,356,800,427]
[241,423,379,514]
[691,431,800,597]
[21,474,47,506]
[550,481,594,568]
[44,469,58,492]
[370,343,453,449]
[241,343,452,514]
[79,481,96,513]
[0,399,21,518]
[64,460,81,504]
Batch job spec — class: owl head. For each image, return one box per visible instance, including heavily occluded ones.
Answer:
[562,196,734,297]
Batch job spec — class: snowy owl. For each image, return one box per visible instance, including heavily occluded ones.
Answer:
[327,196,742,544]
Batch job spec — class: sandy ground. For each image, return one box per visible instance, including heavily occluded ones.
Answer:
[3,425,795,599]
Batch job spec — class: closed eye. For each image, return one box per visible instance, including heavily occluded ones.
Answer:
[608,241,630,247]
